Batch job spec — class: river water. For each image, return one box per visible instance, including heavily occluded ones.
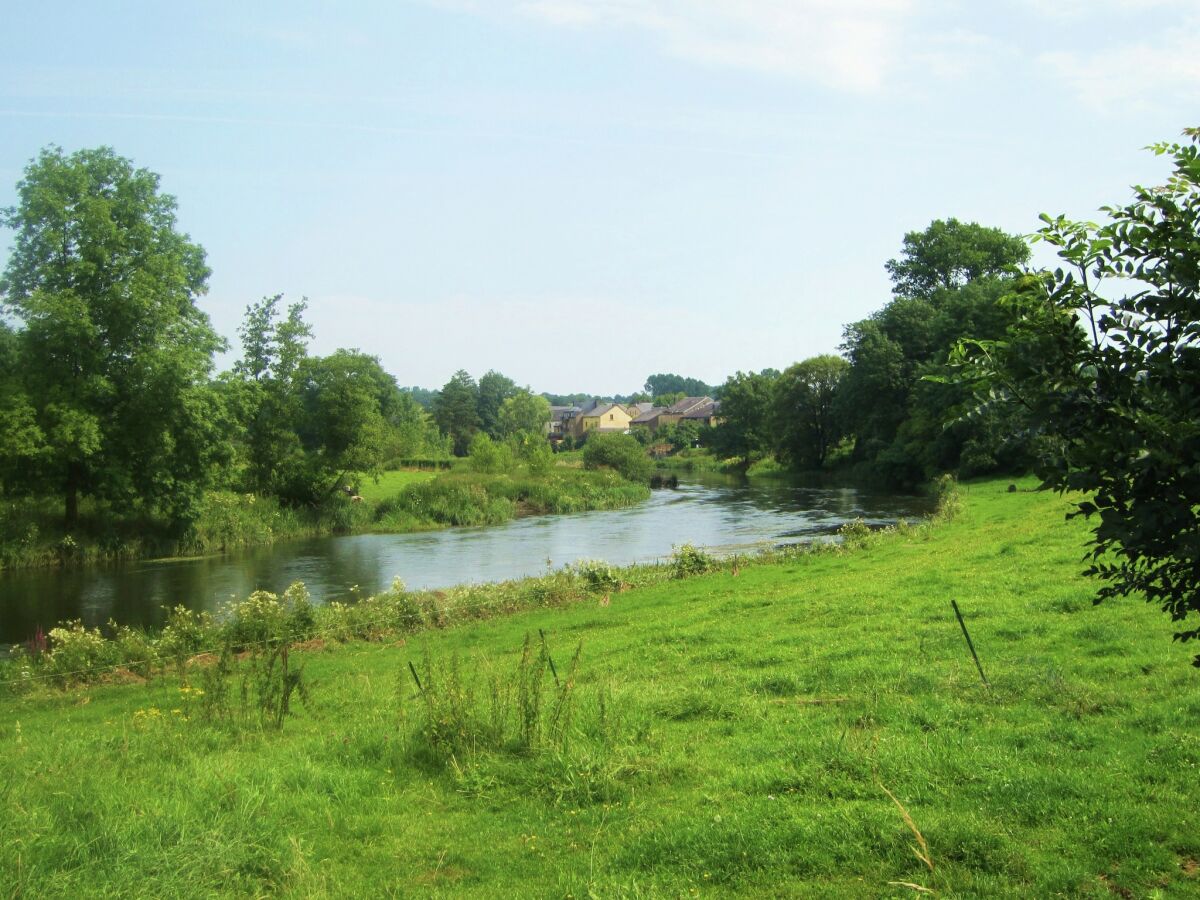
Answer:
[0,476,934,644]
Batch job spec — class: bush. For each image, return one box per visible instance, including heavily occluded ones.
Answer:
[158,605,216,673]
[583,433,652,483]
[671,543,716,579]
[45,621,116,686]
[573,560,621,593]
[468,434,513,474]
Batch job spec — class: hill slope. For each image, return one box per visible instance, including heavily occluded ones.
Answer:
[2,479,1197,897]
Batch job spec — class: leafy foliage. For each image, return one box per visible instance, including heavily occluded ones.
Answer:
[0,146,226,528]
[773,355,849,468]
[707,369,778,461]
[950,128,1200,663]
[643,373,713,398]
[840,221,1031,485]
[582,433,652,483]
[434,370,481,456]
[885,217,1030,300]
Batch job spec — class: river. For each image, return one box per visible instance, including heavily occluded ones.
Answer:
[0,475,934,644]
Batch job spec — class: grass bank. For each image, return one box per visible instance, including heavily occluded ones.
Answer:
[1,478,1197,896]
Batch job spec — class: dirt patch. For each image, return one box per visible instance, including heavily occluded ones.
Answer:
[1098,874,1133,898]
[291,638,327,652]
[1182,858,1199,878]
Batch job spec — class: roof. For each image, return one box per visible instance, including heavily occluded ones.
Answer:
[664,396,713,415]
[681,400,720,419]
[631,407,666,424]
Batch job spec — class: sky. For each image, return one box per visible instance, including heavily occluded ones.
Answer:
[1,1,1197,396]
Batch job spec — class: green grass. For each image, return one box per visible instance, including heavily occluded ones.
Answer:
[356,468,439,502]
[2,479,1198,897]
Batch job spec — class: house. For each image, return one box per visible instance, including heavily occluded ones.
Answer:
[632,396,717,431]
[547,406,581,443]
[680,398,722,428]
[570,401,632,438]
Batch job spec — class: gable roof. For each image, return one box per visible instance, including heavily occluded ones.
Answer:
[632,406,666,424]
[681,400,720,419]
[664,396,713,415]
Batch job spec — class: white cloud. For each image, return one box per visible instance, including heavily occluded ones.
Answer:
[1038,17,1200,109]
[439,0,918,92]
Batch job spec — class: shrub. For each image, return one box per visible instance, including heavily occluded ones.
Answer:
[158,605,216,673]
[837,518,873,549]
[224,581,317,649]
[583,433,652,483]
[468,433,513,474]
[672,543,716,579]
[573,560,621,593]
[45,621,115,685]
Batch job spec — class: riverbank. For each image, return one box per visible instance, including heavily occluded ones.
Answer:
[2,477,1195,896]
[0,466,650,572]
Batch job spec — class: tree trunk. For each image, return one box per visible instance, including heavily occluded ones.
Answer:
[64,464,80,530]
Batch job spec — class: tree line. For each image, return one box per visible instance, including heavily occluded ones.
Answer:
[0,147,448,529]
[704,218,1033,485]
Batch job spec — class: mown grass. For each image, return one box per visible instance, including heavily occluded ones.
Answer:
[356,469,439,503]
[1,479,1198,897]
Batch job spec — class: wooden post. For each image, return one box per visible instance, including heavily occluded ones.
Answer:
[951,600,990,689]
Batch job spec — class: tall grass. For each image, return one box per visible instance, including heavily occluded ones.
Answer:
[372,469,649,530]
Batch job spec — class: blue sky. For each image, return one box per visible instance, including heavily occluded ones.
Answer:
[1,1,1197,395]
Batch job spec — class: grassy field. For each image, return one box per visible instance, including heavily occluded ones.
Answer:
[356,468,440,502]
[2,479,1198,897]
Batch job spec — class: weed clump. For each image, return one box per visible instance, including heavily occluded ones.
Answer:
[672,543,717,579]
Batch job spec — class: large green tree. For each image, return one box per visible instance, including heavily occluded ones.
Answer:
[0,146,225,527]
[232,294,313,499]
[497,389,551,438]
[434,370,481,456]
[839,219,1030,485]
[951,128,1200,664]
[773,355,849,469]
[644,373,713,398]
[477,370,518,439]
[885,218,1030,300]
[707,370,778,461]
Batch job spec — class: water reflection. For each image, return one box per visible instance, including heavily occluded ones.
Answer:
[0,475,933,643]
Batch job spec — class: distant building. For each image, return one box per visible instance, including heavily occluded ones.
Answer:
[630,396,721,431]
[571,401,632,438]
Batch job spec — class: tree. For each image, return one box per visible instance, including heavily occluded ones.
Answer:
[644,373,713,398]
[477,370,517,439]
[658,420,701,451]
[434,370,481,456]
[839,220,1031,485]
[0,146,224,528]
[298,349,391,489]
[233,295,313,498]
[950,128,1200,664]
[497,390,551,438]
[774,355,850,469]
[708,370,778,461]
[885,218,1030,300]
